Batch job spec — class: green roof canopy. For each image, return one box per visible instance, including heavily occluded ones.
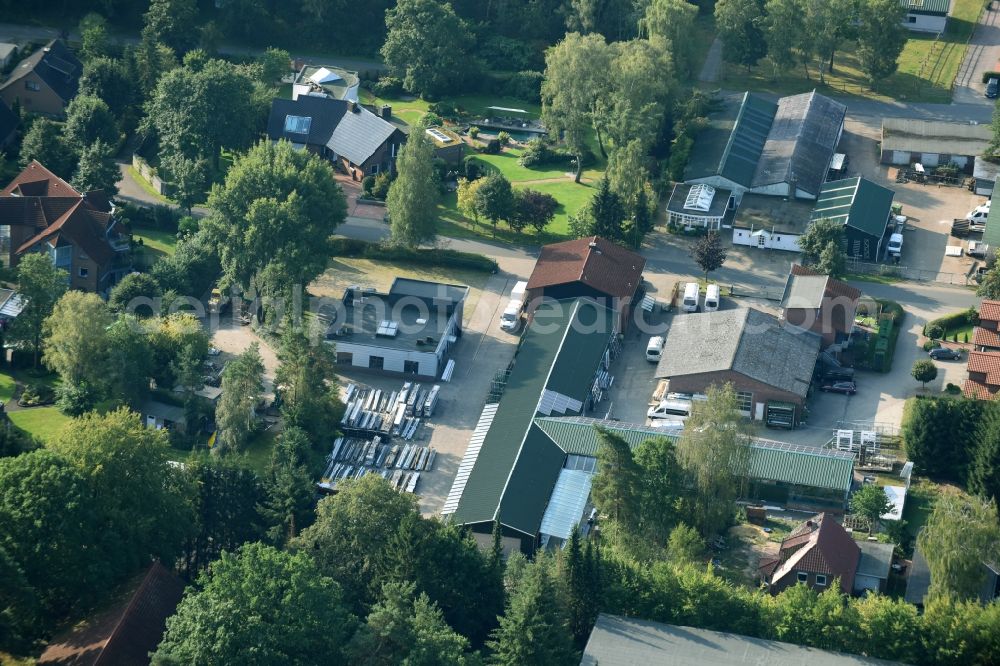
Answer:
[811,177,894,239]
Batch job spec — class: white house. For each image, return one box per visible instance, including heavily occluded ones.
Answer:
[324,278,467,380]
[731,194,813,252]
[666,183,733,230]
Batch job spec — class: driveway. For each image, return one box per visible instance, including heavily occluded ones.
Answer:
[953,3,1000,105]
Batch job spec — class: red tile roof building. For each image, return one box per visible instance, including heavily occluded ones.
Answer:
[38,562,184,666]
[781,264,862,348]
[526,236,646,330]
[0,161,130,293]
[964,350,1000,399]
[759,513,860,595]
[974,299,1000,352]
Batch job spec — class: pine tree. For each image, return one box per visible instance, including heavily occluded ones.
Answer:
[259,426,315,545]
[587,177,626,242]
[563,527,596,647]
[970,408,1000,504]
[590,427,641,524]
[488,560,576,665]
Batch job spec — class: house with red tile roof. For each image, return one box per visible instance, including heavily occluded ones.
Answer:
[37,562,184,666]
[759,513,860,595]
[780,264,862,348]
[0,161,130,293]
[526,236,645,331]
[963,350,1000,399]
[973,299,1000,352]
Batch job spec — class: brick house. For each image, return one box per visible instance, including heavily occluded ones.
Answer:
[0,161,131,294]
[759,513,860,595]
[973,299,1000,352]
[655,307,821,427]
[526,236,645,332]
[780,264,861,348]
[963,350,1000,399]
[266,95,405,180]
[0,39,81,117]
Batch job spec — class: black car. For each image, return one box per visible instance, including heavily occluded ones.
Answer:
[988,77,999,99]
[820,381,857,395]
[929,347,962,361]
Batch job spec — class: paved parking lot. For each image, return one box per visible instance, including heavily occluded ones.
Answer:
[333,270,522,516]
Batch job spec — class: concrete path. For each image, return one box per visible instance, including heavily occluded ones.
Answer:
[699,38,724,83]
[953,2,1000,105]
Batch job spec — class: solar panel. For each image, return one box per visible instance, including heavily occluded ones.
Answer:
[375,320,399,337]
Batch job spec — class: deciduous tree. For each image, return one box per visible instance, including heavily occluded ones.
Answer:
[19,118,75,177]
[850,484,892,534]
[154,543,357,665]
[456,177,485,227]
[715,0,767,72]
[542,32,612,181]
[79,57,136,121]
[475,172,515,237]
[978,264,1000,300]
[160,152,207,213]
[64,94,118,148]
[816,240,846,278]
[207,140,345,315]
[10,253,67,369]
[798,218,845,266]
[917,493,1000,601]
[857,0,907,88]
[72,140,119,196]
[105,316,152,406]
[677,383,752,536]
[381,0,473,98]
[143,0,199,54]
[970,406,1000,504]
[764,0,805,76]
[641,0,698,78]
[215,343,264,452]
[514,188,559,235]
[388,125,438,247]
[666,523,704,564]
[108,272,162,314]
[42,291,112,390]
[691,231,727,282]
[911,359,937,389]
[79,12,112,62]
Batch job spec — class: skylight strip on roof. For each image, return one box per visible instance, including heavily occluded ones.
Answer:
[442,403,499,514]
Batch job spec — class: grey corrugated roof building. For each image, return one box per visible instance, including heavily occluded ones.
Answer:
[686,90,845,201]
[582,614,906,666]
[656,307,821,400]
[266,96,404,177]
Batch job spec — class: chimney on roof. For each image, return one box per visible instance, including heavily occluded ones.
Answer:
[43,47,51,53]
[348,100,359,113]
[805,520,814,527]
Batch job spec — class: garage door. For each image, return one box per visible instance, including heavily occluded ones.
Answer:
[952,156,969,169]
[921,153,940,167]
[854,574,881,592]
[976,182,994,196]
[892,151,910,165]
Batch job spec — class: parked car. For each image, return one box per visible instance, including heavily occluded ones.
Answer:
[988,77,999,99]
[886,233,904,258]
[820,381,857,395]
[929,347,962,360]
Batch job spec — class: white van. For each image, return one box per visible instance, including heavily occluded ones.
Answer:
[704,284,720,312]
[647,399,693,421]
[681,282,699,312]
[499,299,522,332]
[646,336,664,362]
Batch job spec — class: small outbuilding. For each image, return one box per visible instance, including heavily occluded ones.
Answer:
[880,118,989,170]
[0,43,17,70]
[973,156,1000,196]
[900,0,951,33]
[855,540,895,594]
[732,193,813,251]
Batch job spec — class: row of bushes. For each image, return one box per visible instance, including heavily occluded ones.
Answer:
[118,202,181,232]
[923,307,978,340]
[330,238,498,273]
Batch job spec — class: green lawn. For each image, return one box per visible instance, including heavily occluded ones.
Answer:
[10,407,72,444]
[902,480,941,553]
[0,373,15,403]
[132,226,177,257]
[716,0,985,103]
[242,428,278,476]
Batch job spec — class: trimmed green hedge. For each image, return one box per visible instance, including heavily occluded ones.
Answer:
[923,307,978,338]
[330,238,498,273]
[982,70,1000,83]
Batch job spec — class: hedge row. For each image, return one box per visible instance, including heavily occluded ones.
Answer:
[923,307,978,339]
[330,238,498,273]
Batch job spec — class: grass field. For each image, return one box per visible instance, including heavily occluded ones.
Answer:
[716,0,985,103]
[132,226,178,257]
[10,407,72,444]
[311,256,492,324]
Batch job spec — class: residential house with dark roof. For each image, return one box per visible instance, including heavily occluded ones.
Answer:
[810,177,895,261]
[900,0,951,33]
[655,307,822,427]
[442,298,619,553]
[0,161,131,293]
[581,614,904,666]
[685,91,846,202]
[781,264,862,349]
[266,95,405,180]
[0,39,81,117]
[759,513,861,594]
[0,43,17,70]
[880,118,986,170]
[973,299,1000,352]
[37,562,185,666]
[526,236,645,331]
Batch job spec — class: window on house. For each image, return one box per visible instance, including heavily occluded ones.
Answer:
[78,267,89,278]
[404,360,419,374]
[368,356,384,370]
[336,352,353,365]
[907,15,917,22]
[283,115,312,134]
[815,575,827,586]
[736,391,753,413]
[25,80,39,91]
[797,572,808,583]
[370,163,380,174]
